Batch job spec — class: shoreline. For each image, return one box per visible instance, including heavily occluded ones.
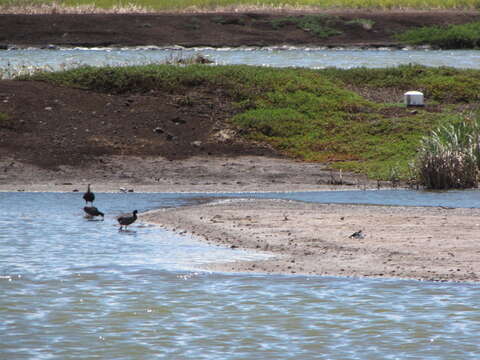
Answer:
[0,155,381,193]
[142,198,480,283]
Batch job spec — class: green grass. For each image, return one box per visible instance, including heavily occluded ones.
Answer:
[396,21,480,49]
[19,64,480,181]
[0,0,478,11]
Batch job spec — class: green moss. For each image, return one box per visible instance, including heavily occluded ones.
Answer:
[21,64,480,180]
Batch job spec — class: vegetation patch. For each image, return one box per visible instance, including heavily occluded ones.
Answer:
[415,115,480,189]
[395,21,480,49]
[270,15,342,38]
[20,64,480,183]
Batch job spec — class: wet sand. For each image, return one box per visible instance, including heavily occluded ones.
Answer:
[143,198,480,282]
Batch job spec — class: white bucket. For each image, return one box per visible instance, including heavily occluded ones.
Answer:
[404,91,424,107]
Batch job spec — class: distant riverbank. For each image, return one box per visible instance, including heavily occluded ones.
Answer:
[0,11,478,48]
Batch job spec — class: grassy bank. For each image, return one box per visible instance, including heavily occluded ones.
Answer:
[0,0,478,13]
[20,64,480,182]
[396,21,480,49]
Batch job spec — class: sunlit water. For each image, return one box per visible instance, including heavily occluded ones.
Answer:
[1,191,479,359]
[1,47,480,78]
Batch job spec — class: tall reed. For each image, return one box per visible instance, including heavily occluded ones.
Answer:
[415,114,480,189]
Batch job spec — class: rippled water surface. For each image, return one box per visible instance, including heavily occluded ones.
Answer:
[1,47,480,78]
[1,192,480,359]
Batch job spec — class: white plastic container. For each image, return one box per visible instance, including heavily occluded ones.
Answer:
[404,91,424,107]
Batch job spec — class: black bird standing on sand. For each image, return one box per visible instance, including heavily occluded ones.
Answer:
[117,210,138,230]
[83,206,104,219]
[83,184,95,205]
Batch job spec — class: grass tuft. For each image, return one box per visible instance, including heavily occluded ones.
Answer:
[415,114,480,189]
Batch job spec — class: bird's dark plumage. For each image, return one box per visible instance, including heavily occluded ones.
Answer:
[117,210,138,230]
[349,230,365,239]
[83,184,95,204]
[84,206,104,218]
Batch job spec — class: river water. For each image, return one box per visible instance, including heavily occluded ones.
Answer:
[1,191,479,359]
[1,47,480,78]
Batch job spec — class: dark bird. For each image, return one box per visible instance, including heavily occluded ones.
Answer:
[117,210,138,230]
[83,206,104,219]
[349,230,365,239]
[83,184,95,205]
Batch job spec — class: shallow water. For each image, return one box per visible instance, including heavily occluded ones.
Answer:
[1,192,479,359]
[1,47,480,78]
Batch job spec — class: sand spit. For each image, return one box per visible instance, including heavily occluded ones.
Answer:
[143,199,480,282]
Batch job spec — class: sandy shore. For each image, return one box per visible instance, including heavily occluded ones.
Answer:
[143,198,480,282]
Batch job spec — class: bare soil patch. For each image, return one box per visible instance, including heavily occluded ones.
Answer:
[0,80,273,168]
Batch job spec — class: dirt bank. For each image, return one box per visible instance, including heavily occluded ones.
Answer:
[143,199,480,282]
[0,11,478,48]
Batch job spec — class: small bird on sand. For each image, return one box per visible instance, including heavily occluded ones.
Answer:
[83,184,95,205]
[83,206,104,219]
[349,230,365,239]
[117,210,138,230]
